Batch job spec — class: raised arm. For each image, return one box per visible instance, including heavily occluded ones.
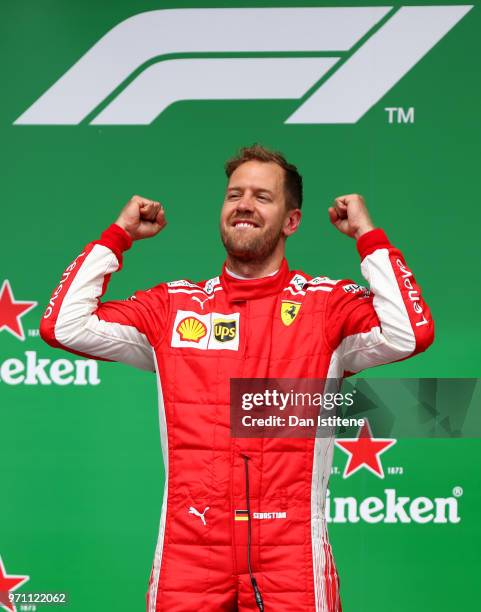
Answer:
[325,194,434,374]
[40,196,168,371]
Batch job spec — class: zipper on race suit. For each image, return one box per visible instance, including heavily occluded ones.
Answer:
[241,454,264,612]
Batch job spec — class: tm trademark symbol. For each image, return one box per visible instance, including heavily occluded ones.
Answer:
[453,486,463,497]
[384,106,415,124]
[28,329,39,337]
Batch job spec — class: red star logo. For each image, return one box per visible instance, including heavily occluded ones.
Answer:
[0,556,29,612]
[335,420,396,479]
[0,281,37,342]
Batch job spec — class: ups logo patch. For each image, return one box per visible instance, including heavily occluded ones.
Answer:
[213,318,237,342]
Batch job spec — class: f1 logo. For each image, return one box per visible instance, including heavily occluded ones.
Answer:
[14,6,472,125]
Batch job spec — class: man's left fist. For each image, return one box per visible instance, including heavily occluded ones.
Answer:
[328,194,375,240]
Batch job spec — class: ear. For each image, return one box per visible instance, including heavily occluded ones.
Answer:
[283,208,302,237]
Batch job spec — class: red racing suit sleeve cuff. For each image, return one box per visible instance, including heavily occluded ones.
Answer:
[97,224,133,263]
[356,228,391,259]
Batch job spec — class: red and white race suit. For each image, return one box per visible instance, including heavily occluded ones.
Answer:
[40,224,434,611]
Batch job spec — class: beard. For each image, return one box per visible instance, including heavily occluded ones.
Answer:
[220,219,284,263]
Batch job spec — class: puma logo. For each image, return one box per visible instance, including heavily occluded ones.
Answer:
[191,295,212,310]
[188,506,210,526]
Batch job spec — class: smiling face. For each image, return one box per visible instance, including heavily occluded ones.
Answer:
[220,160,298,263]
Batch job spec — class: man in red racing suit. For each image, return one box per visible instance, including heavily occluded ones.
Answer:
[40,145,434,611]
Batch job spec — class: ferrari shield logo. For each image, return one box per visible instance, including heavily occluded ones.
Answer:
[281,301,301,326]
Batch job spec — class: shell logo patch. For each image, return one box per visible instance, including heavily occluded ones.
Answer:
[281,301,301,326]
[176,316,207,342]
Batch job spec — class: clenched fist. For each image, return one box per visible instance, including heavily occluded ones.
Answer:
[115,195,167,241]
[328,194,375,240]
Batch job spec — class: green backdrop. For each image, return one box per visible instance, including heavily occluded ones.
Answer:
[1,2,480,610]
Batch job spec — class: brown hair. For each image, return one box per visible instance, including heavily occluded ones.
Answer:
[224,143,303,210]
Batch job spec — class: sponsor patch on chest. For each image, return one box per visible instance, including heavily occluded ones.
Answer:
[342,283,370,297]
[281,300,301,326]
[171,310,240,350]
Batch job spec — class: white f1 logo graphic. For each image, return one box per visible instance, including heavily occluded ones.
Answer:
[14,6,472,125]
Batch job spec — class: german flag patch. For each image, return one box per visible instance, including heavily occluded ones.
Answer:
[235,509,249,522]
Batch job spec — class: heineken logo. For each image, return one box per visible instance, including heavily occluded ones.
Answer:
[335,421,396,479]
[0,280,37,342]
[326,488,462,524]
[0,351,100,386]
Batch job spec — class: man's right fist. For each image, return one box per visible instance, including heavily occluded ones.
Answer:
[115,195,167,241]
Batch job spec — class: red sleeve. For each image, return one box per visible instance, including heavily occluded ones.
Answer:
[325,229,434,374]
[40,224,169,371]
